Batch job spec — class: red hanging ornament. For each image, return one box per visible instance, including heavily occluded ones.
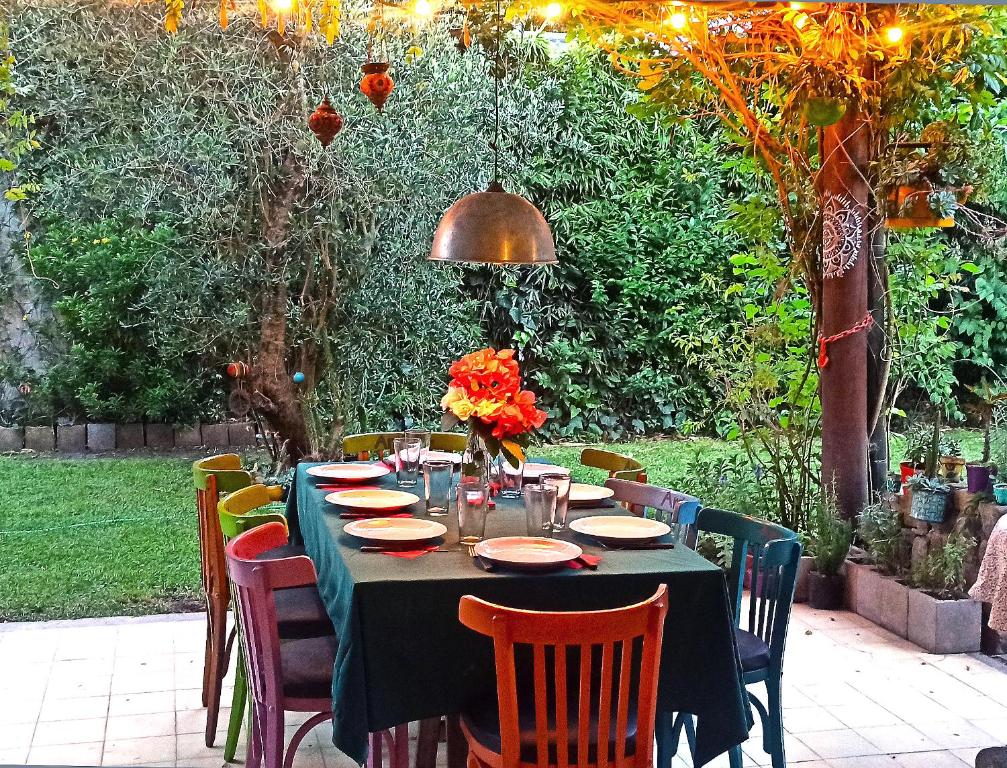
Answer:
[359,62,395,111]
[308,96,344,147]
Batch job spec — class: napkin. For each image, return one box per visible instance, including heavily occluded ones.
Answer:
[564,553,602,570]
[380,545,439,559]
[339,512,413,520]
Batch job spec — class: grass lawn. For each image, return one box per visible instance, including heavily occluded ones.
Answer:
[0,429,983,621]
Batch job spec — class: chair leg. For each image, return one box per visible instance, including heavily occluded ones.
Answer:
[655,711,677,768]
[204,597,229,746]
[683,714,697,755]
[224,656,248,761]
[201,609,213,707]
[283,713,333,768]
[368,732,384,768]
[416,717,442,768]
[261,704,285,768]
[765,677,786,768]
[247,702,264,768]
[391,724,409,768]
[729,745,744,768]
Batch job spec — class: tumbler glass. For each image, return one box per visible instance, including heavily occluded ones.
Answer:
[498,454,525,499]
[423,459,453,516]
[523,483,557,536]
[405,428,432,459]
[393,437,422,488]
[541,471,572,532]
[457,480,490,545]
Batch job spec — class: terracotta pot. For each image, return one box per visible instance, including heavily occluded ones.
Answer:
[808,571,844,610]
[966,464,995,494]
[900,461,923,486]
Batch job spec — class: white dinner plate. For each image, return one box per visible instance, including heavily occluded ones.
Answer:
[522,463,571,480]
[344,517,447,543]
[568,483,616,504]
[474,537,582,570]
[307,463,390,483]
[424,450,462,464]
[325,489,420,512]
[569,516,671,545]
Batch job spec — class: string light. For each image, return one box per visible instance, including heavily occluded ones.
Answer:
[789,2,804,8]
[669,11,687,29]
[542,2,563,20]
[270,0,293,12]
[884,25,904,44]
[414,0,432,17]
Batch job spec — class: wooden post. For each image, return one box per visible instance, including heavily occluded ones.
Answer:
[819,110,872,519]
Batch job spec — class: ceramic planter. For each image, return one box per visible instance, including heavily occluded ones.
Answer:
[900,461,923,486]
[844,560,883,622]
[907,590,981,654]
[967,464,995,494]
[994,483,1007,505]
[910,486,949,523]
[808,571,844,610]
[793,556,815,603]
[939,456,966,484]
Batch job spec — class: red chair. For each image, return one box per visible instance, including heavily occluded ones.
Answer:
[226,522,408,768]
[458,585,668,768]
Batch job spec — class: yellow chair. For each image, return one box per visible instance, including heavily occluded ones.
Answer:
[343,431,467,460]
[581,447,647,482]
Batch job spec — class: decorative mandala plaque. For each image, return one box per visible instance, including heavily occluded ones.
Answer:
[822,191,863,279]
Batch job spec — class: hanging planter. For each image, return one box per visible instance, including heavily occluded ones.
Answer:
[360,62,395,111]
[884,183,963,229]
[308,96,344,147]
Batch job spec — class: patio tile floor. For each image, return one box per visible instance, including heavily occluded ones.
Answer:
[0,604,1004,768]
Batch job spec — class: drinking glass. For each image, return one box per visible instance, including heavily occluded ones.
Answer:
[405,428,432,458]
[393,437,422,487]
[497,454,524,499]
[523,483,556,536]
[423,459,453,516]
[457,481,489,544]
[541,471,572,532]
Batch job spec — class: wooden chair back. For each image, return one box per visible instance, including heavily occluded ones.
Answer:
[225,522,323,708]
[603,479,700,546]
[218,484,287,541]
[192,455,255,604]
[343,431,467,460]
[580,448,647,483]
[695,508,801,672]
[458,585,668,768]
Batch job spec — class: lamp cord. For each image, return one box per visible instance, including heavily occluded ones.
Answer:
[493,0,501,182]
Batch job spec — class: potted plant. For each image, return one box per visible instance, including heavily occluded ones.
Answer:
[908,419,951,523]
[907,532,981,653]
[807,495,852,610]
[965,380,1006,492]
[880,121,977,229]
[854,501,906,629]
[938,434,965,484]
[899,425,929,485]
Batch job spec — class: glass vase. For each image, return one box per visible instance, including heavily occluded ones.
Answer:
[461,428,491,485]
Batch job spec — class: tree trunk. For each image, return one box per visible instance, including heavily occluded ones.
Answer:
[819,110,872,519]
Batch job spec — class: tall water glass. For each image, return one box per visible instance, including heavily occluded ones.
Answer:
[541,472,572,532]
[423,459,453,516]
[405,428,432,459]
[497,454,524,499]
[457,481,489,544]
[393,437,422,488]
[523,483,557,536]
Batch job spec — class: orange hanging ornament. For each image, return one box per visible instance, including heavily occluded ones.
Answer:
[359,62,394,111]
[308,96,344,147]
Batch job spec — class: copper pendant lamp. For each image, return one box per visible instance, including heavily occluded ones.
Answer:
[429,1,556,266]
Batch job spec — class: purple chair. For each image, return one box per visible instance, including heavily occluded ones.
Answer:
[225,522,408,768]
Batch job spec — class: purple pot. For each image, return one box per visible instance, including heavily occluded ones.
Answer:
[966,464,995,494]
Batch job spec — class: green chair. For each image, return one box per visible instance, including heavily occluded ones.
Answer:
[659,509,801,768]
[218,484,335,762]
[343,431,467,459]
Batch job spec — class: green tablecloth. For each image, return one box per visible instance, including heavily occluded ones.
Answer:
[285,463,751,767]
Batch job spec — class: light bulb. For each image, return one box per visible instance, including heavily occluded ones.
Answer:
[789,2,803,8]
[270,0,293,12]
[542,2,563,20]
[794,12,809,29]
[414,0,432,17]
[669,11,687,29]
[884,25,904,44]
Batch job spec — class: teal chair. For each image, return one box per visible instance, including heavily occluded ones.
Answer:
[659,508,801,768]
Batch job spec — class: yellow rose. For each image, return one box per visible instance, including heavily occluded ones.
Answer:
[452,398,476,420]
[441,386,465,410]
[475,399,502,419]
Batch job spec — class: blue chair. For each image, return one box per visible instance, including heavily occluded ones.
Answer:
[602,478,700,544]
[659,508,802,768]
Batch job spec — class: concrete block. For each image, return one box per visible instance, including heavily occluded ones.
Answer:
[87,423,116,451]
[793,555,814,603]
[201,423,230,448]
[0,426,24,452]
[56,424,86,452]
[24,426,55,452]
[907,589,981,654]
[228,421,256,447]
[878,576,910,638]
[145,423,175,450]
[115,423,145,450]
[845,561,883,622]
[174,424,202,448]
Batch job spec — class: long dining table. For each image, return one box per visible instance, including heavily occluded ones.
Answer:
[284,462,752,768]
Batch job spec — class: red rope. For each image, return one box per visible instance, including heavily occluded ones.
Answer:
[817,312,874,369]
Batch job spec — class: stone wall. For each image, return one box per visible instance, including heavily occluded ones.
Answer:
[0,422,258,453]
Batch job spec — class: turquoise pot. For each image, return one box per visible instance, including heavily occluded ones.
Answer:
[994,483,1007,505]
[911,486,949,523]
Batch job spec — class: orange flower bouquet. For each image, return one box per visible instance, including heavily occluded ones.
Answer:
[441,348,547,473]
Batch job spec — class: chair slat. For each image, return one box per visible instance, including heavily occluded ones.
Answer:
[578,644,592,767]
[597,641,615,768]
[554,645,569,768]
[615,638,633,765]
[533,643,550,768]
